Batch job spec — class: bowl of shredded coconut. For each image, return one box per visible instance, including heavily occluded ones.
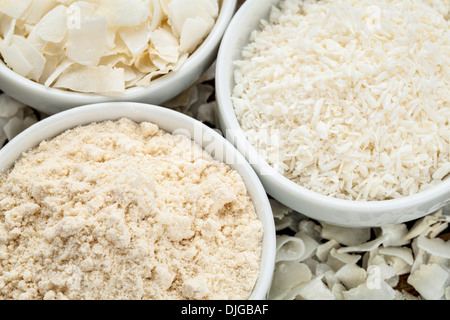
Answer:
[0,0,236,115]
[0,102,276,300]
[216,0,450,227]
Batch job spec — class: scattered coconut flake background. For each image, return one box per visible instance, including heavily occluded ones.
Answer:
[0,0,448,300]
[0,93,39,147]
[270,201,449,300]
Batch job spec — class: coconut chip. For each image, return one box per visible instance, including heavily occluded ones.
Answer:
[53,64,125,95]
[97,0,149,27]
[0,94,38,146]
[416,236,450,260]
[35,5,69,43]
[118,22,152,56]
[342,279,399,300]
[66,16,108,66]
[320,223,371,246]
[269,262,312,300]
[375,247,414,275]
[162,61,217,124]
[10,35,46,81]
[407,264,449,300]
[333,263,367,290]
[23,0,60,25]
[275,235,306,263]
[289,276,335,300]
[403,210,448,240]
[0,0,33,20]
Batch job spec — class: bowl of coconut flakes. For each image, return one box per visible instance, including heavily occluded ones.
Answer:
[0,0,236,115]
[215,0,450,227]
[0,101,276,300]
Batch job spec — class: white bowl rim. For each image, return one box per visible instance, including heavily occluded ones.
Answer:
[215,0,450,226]
[0,101,276,300]
[0,0,237,102]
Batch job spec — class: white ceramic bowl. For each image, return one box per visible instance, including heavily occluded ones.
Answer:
[0,0,236,116]
[215,0,450,228]
[0,102,276,300]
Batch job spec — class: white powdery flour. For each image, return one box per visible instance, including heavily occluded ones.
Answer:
[0,118,263,300]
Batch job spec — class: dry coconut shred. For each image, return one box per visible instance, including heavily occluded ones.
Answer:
[232,0,450,201]
[0,118,263,300]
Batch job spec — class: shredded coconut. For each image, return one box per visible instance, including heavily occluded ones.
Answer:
[0,118,263,300]
[232,0,450,201]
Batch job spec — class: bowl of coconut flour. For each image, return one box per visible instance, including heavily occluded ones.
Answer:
[215,0,450,227]
[0,102,276,300]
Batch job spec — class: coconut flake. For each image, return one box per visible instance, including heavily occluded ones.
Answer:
[1,44,33,78]
[294,231,319,262]
[0,94,27,118]
[23,0,57,25]
[290,276,336,300]
[275,235,306,263]
[97,0,150,27]
[3,115,37,141]
[180,16,211,53]
[334,263,367,290]
[35,5,68,43]
[0,19,35,77]
[343,280,398,300]
[337,234,388,253]
[327,248,361,271]
[320,222,371,246]
[53,65,125,95]
[44,58,74,87]
[316,239,340,262]
[270,198,293,220]
[268,262,312,300]
[376,247,414,273]
[0,0,33,20]
[297,219,322,242]
[416,236,450,259]
[408,263,449,300]
[0,94,38,143]
[66,16,108,66]
[404,210,447,240]
[10,35,46,81]
[379,224,411,247]
[118,22,152,56]
[149,27,180,64]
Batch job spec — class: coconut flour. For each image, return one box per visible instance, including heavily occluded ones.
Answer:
[0,118,263,300]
